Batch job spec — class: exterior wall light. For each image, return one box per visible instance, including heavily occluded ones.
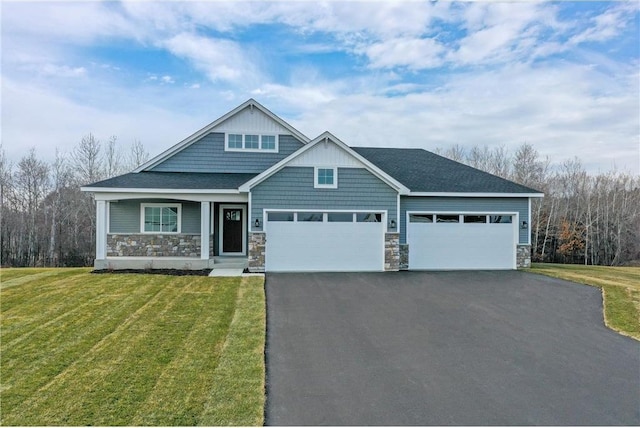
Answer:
[389,219,396,229]
[521,220,528,229]
[255,218,261,228]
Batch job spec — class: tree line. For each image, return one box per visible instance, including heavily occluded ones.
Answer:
[0,135,149,267]
[0,137,637,267]
[436,143,640,266]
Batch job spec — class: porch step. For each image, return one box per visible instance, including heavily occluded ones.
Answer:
[212,257,248,270]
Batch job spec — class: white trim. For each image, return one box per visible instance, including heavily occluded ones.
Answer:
[527,197,532,245]
[82,186,241,194]
[106,201,111,234]
[96,200,107,260]
[200,202,210,260]
[224,133,279,153]
[219,204,247,256]
[396,193,401,233]
[89,192,248,203]
[314,167,338,189]
[140,203,182,234]
[407,192,544,198]
[134,99,310,172]
[239,132,410,194]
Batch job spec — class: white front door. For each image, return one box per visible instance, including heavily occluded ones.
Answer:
[219,204,247,255]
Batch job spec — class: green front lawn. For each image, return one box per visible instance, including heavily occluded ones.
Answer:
[0,268,265,426]
[528,263,640,340]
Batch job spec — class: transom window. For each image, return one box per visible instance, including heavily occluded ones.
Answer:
[266,211,385,224]
[141,204,181,233]
[225,133,278,152]
[315,167,337,189]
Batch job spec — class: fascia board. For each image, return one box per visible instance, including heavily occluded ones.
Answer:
[407,192,545,198]
[81,186,240,194]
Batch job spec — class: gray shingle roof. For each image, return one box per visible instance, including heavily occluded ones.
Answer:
[85,172,257,189]
[354,147,540,193]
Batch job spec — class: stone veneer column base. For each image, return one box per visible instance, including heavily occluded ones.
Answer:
[399,244,409,270]
[517,244,532,268]
[248,232,266,273]
[384,233,400,271]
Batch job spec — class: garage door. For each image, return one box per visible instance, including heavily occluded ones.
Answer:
[265,211,385,272]
[407,213,516,270]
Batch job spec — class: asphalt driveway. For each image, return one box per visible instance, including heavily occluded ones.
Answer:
[264,271,640,425]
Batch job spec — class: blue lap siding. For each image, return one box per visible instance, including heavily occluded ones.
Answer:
[251,167,398,230]
[149,133,305,173]
[109,199,201,234]
[400,196,530,244]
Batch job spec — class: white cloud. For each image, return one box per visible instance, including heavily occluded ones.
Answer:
[162,33,262,85]
[41,64,87,78]
[569,2,639,45]
[363,37,445,70]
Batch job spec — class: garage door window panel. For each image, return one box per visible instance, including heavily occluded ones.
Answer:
[436,214,459,223]
[409,214,434,223]
[490,215,512,224]
[464,215,487,223]
[357,213,382,223]
[268,212,294,222]
[328,212,354,222]
[298,212,324,222]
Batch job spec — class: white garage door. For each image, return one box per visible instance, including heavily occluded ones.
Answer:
[265,211,385,272]
[407,213,517,270]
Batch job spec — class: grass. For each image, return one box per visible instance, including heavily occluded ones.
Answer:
[528,263,640,340]
[0,268,265,426]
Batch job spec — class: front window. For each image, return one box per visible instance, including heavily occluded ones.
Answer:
[245,134,259,149]
[261,135,276,150]
[225,133,278,151]
[228,134,243,149]
[142,204,180,233]
[315,167,337,188]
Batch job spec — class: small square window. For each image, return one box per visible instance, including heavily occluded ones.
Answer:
[245,134,259,149]
[315,167,337,188]
[228,134,243,149]
[261,135,276,150]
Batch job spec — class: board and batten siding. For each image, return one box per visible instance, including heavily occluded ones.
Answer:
[109,199,201,234]
[149,133,304,174]
[251,167,398,229]
[400,196,529,244]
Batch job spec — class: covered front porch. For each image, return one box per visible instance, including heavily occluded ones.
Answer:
[93,191,252,271]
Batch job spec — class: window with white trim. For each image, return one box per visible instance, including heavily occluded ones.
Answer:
[315,167,337,189]
[225,133,278,152]
[141,203,181,233]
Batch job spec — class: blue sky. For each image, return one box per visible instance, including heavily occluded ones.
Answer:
[2,1,639,174]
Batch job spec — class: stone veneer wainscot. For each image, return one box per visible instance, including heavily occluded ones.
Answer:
[107,234,201,257]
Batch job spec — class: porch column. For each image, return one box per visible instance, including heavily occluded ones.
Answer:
[95,200,107,260]
[201,201,210,260]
